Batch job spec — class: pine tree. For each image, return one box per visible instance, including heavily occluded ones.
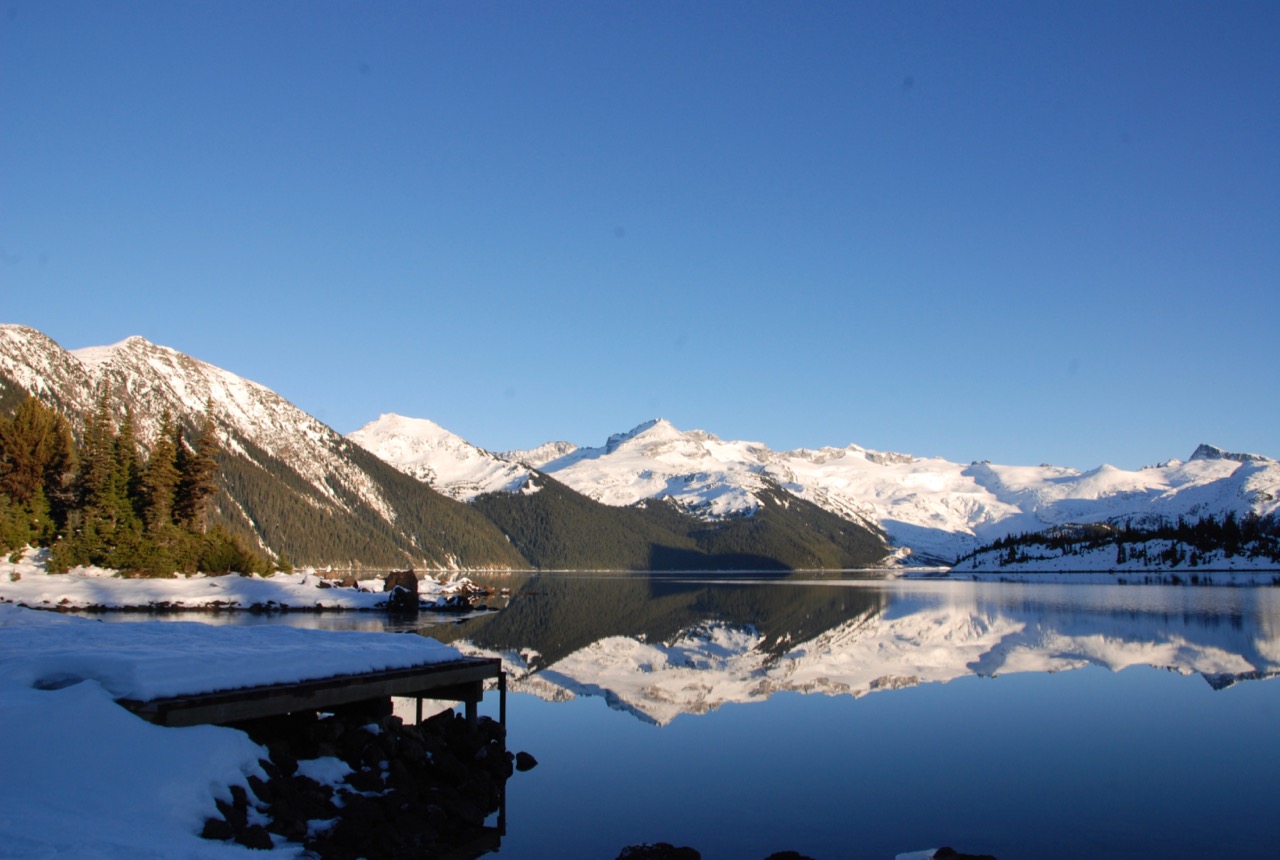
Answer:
[175,406,220,533]
[115,406,144,521]
[141,411,180,533]
[0,396,77,545]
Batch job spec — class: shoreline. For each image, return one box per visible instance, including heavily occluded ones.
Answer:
[907,569,1280,586]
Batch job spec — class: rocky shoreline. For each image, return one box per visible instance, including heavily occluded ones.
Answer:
[202,703,532,858]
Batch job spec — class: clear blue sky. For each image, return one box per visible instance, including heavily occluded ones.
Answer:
[3,1,1277,470]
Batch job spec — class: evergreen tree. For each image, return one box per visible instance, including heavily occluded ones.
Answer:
[115,406,144,520]
[175,407,219,532]
[0,396,77,545]
[141,411,180,533]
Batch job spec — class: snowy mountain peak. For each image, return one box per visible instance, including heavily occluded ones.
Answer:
[348,414,531,501]
[500,440,580,470]
[1189,444,1271,464]
[604,418,685,453]
[70,334,158,367]
[360,412,451,439]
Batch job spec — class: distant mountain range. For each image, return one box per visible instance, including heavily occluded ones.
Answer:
[2,324,1277,569]
[352,412,1280,565]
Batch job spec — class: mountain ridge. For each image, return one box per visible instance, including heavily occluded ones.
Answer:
[5,324,1277,569]
[355,410,1279,564]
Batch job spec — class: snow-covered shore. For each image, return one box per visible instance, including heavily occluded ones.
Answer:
[937,540,1280,585]
[921,569,1280,585]
[0,599,472,857]
[0,547,486,612]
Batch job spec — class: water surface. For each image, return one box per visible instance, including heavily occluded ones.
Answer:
[95,574,1280,858]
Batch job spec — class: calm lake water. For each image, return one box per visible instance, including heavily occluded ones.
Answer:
[105,574,1280,859]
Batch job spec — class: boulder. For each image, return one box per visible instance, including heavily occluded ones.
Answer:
[383,569,419,612]
[616,844,701,860]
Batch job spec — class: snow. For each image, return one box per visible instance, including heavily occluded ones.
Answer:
[0,547,466,611]
[953,537,1280,578]
[348,413,531,500]
[1,327,403,528]
[360,411,1280,565]
[0,594,467,857]
[0,604,461,701]
[294,756,353,786]
[8,326,1278,569]
[0,672,282,858]
[473,582,1280,725]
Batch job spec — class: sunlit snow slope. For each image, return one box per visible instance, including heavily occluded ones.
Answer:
[389,415,1280,564]
[349,413,531,500]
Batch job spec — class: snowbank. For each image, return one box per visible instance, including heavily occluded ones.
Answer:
[0,603,468,857]
[0,548,472,611]
[0,674,284,858]
[0,604,462,700]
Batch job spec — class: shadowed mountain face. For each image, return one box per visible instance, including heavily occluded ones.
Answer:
[0,326,889,570]
[0,325,528,569]
[428,574,1280,725]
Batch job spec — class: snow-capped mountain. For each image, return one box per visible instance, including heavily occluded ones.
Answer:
[2,326,386,513]
[0,325,525,569]
[533,421,1280,563]
[348,414,531,501]
[505,418,778,518]
[6,324,1276,570]
[376,414,1280,564]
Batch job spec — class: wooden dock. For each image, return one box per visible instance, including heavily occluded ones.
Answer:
[119,656,506,729]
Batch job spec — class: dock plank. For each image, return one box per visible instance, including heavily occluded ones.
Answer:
[119,656,503,727]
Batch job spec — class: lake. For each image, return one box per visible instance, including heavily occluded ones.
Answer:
[103,573,1280,859]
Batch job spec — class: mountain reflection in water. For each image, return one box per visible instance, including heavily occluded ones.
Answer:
[406,574,1280,725]
[105,575,1280,858]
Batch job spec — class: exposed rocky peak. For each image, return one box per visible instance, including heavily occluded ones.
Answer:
[1190,443,1271,464]
[499,440,579,470]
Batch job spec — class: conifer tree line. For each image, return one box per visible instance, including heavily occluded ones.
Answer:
[0,393,271,576]
[959,513,1280,567]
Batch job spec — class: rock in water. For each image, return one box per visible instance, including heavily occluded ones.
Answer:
[383,568,419,612]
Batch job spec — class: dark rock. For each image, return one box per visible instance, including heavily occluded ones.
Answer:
[934,848,997,860]
[763,853,816,860]
[236,824,274,850]
[338,575,359,589]
[266,812,308,841]
[383,569,419,612]
[257,757,282,782]
[206,696,521,859]
[617,843,701,860]
[267,743,298,778]
[247,774,273,804]
[201,817,234,841]
[515,750,538,772]
[344,768,386,793]
[214,797,247,833]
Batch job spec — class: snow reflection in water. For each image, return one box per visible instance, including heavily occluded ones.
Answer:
[93,575,1280,858]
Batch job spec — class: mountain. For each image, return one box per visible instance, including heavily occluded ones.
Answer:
[375,414,1280,565]
[0,325,888,572]
[7,324,1276,570]
[0,325,527,570]
[348,414,531,501]
[350,415,892,570]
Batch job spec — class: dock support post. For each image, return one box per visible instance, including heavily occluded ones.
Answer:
[465,681,479,729]
[499,670,507,740]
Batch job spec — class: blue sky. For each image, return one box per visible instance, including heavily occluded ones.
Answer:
[3,1,1277,470]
